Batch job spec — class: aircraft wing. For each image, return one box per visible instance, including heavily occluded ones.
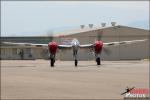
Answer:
[2,42,48,48]
[79,44,94,53]
[2,42,73,49]
[79,44,93,48]
[103,39,147,47]
[57,45,72,50]
[58,45,72,48]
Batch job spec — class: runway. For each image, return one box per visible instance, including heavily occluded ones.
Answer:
[1,60,149,99]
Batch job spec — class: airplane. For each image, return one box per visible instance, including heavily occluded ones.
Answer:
[121,86,135,95]
[2,38,147,67]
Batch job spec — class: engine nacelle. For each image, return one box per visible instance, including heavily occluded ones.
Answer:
[94,41,103,54]
[48,42,57,55]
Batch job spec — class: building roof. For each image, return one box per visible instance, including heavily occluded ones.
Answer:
[53,26,111,37]
[53,25,149,37]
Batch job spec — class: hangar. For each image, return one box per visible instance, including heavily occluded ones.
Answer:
[0,24,149,60]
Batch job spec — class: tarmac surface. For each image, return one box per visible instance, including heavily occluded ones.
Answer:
[1,60,149,99]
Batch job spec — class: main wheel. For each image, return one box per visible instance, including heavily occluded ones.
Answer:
[75,60,78,67]
[51,58,54,67]
[96,57,101,65]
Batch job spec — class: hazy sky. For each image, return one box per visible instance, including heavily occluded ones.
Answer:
[1,1,149,36]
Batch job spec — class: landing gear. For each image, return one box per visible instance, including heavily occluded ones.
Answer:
[50,54,55,67]
[50,58,55,67]
[75,59,78,67]
[96,57,101,65]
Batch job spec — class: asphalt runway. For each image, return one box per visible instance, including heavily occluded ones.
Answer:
[1,60,149,99]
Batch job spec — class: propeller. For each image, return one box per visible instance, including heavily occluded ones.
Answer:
[46,30,54,42]
[103,47,111,56]
[96,30,111,56]
[97,30,103,41]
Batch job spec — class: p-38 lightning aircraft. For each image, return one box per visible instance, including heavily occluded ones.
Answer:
[2,38,147,67]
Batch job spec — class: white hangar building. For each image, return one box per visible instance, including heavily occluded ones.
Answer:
[0,24,149,60]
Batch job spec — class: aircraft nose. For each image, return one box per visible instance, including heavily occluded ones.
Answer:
[74,42,77,45]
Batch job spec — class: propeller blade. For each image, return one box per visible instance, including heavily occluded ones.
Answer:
[97,30,103,40]
[103,47,111,56]
[46,30,54,42]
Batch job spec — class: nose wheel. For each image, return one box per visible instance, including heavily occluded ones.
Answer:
[75,59,78,67]
[96,57,101,65]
